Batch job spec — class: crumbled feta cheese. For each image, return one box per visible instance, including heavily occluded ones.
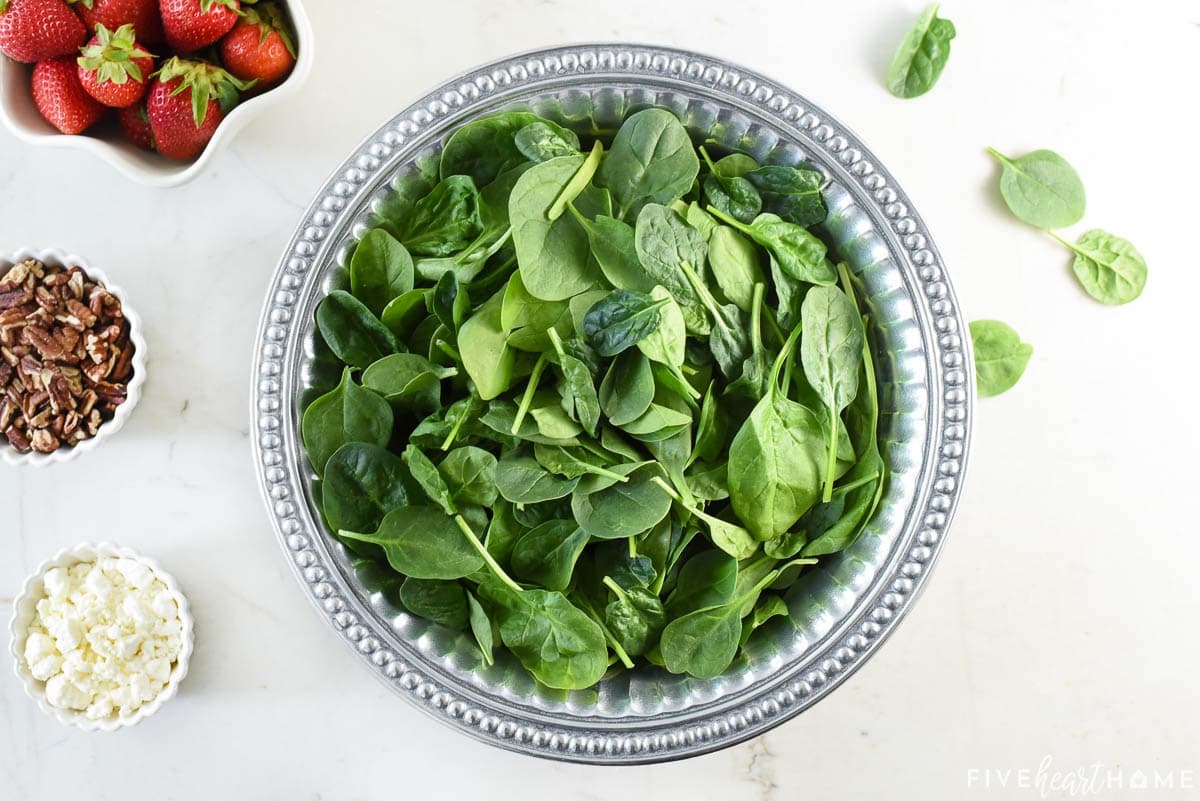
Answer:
[45,675,90,710]
[42,567,69,598]
[22,557,184,718]
[24,633,62,681]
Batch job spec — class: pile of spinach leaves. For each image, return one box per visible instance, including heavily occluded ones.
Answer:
[301,108,885,689]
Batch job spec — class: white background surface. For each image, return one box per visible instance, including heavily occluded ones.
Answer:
[3,1,1199,798]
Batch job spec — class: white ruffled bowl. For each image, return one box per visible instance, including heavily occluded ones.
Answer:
[8,542,195,731]
[0,0,313,188]
[0,247,148,467]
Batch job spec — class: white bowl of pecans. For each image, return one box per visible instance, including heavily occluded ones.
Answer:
[0,246,146,465]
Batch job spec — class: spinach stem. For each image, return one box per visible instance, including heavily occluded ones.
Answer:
[749,283,765,359]
[768,324,803,397]
[1046,229,1085,256]
[511,353,548,434]
[455,514,523,594]
[436,340,461,363]
[705,204,751,235]
[440,406,469,451]
[627,536,637,559]
[823,407,838,502]
[602,575,630,601]
[984,146,1012,168]
[584,463,631,483]
[679,261,727,334]
[834,470,880,494]
[578,595,635,669]
[762,307,788,348]
[548,141,604,221]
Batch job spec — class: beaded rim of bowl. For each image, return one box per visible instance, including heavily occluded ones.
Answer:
[250,44,973,764]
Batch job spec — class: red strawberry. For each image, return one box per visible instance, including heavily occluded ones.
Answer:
[117,101,153,149]
[0,0,86,62]
[146,56,247,160]
[77,23,154,108]
[219,2,294,88]
[68,0,163,45]
[32,55,106,133]
[159,0,236,53]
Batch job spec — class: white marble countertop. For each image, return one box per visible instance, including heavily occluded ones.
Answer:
[2,1,1198,798]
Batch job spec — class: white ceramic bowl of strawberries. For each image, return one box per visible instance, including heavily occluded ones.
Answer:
[0,0,312,187]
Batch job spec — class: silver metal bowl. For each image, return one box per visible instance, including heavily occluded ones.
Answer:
[251,44,973,764]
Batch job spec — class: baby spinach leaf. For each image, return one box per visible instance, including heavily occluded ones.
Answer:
[633,289,699,404]
[440,111,542,186]
[402,444,458,515]
[887,3,956,99]
[528,396,587,442]
[691,382,728,465]
[602,578,665,656]
[652,475,757,559]
[800,285,865,501]
[738,594,789,646]
[431,271,470,332]
[510,154,607,300]
[728,327,825,540]
[496,446,581,503]
[549,329,601,437]
[511,520,589,591]
[339,506,484,580]
[514,120,581,163]
[501,271,572,339]
[700,146,762,224]
[466,592,496,665]
[745,165,826,227]
[599,349,655,426]
[969,319,1033,397]
[725,284,772,402]
[321,442,412,536]
[769,256,803,330]
[316,290,399,369]
[400,578,468,629]
[708,226,764,311]
[301,368,393,476]
[582,290,668,357]
[597,108,699,220]
[478,581,608,690]
[685,459,730,502]
[380,289,428,337]
[987,147,1086,229]
[438,445,498,507]
[619,402,692,436]
[711,209,835,286]
[571,463,672,540]
[459,288,517,400]
[686,202,720,239]
[800,445,884,557]
[362,353,455,413]
[703,173,761,225]
[567,207,654,292]
[664,549,737,618]
[679,261,751,380]
[660,566,783,677]
[396,175,483,257]
[533,443,630,483]
[350,229,415,315]
[634,203,710,335]
[484,499,524,566]
[1051,229,1147,305]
